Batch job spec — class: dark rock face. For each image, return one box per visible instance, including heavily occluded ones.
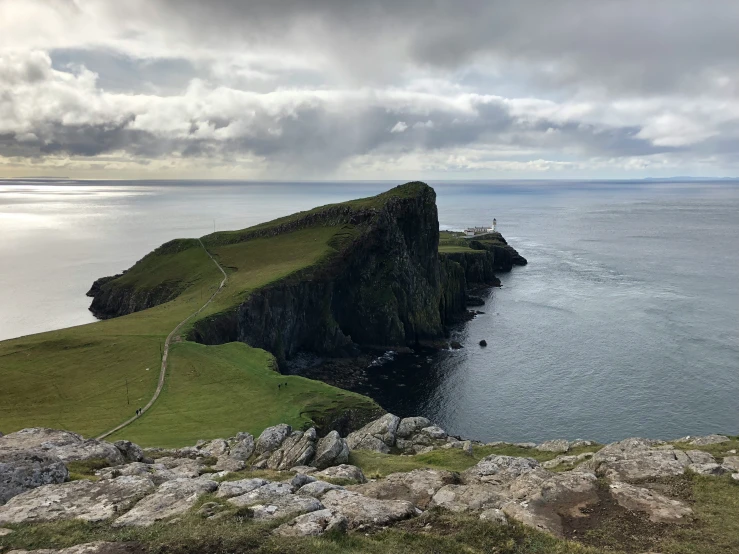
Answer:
[88,282,183,320]
[440,251,500,286]
[190,183,459,365]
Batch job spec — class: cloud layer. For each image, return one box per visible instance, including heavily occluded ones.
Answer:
[1,0,738,178]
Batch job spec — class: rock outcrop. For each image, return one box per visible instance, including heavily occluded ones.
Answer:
[0,450,69,505]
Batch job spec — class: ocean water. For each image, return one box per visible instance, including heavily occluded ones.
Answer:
[1,179,737,443]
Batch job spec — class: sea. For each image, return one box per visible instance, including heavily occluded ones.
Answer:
[1,179,737,443]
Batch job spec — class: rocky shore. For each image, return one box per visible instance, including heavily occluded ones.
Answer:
[2,419,737,553]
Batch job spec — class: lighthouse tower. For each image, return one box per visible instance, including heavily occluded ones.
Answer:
[489,218,497,232]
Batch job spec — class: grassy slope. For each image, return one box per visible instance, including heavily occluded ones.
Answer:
[0,222,378,443]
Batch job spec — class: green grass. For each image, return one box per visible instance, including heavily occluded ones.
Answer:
[0,221,379,443]
[109,342,378,448]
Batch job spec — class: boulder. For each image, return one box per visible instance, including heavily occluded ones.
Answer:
[722,456,739,472]
[216,478,269,499]
[685,450,716,464]
[321,489,417,529]
[421,426,448,440]
[0,476,155,524]
[95,462,178,485]
[254,424,292,456]
[273,508,348,537]
[688,463,732,476]
[0,428,123,467]
[248,495,323,521]
[212,456,245,472]
[112,441,146,464]
[267,429,317,471]
[227,482,295,507]
[462,455,541,485]
[297,481,345,499]
[687,435,730,446]
[290,473,316,489]
[479,508,507,524]
[501,470,598,536]
[536,440,570,453]
[114,478,218,527]
[229,433,255,461]
[289,465,317,474]
[396,417,432,439]
[584,438,691,481]
[150,457,204,479]
[312,431,349,470]
[429,483,505,512]
[350,469,458,509]
[314,464,366,484]
[346,414,400,452]
[200,439,228,457]
[0,449,69,505]
[609,481,692,523]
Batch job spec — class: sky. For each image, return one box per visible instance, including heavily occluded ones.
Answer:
[1,0,739,180]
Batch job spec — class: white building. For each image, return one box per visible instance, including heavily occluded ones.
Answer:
[464,219,497,236]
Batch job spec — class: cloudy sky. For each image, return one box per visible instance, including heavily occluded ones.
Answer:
[1,0,738,179]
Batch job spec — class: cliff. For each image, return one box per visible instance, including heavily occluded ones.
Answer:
[189,183,453,364]
[86,183,526,366]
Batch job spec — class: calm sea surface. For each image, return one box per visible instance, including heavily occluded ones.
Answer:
[1,179,737,442]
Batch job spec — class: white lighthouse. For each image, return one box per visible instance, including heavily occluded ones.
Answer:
[488,218,497,232]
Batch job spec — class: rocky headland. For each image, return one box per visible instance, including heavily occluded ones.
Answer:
[86,183,526,368]
[1,420,737,554]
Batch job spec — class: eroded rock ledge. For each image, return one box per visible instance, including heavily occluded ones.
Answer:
[2,421,736,552]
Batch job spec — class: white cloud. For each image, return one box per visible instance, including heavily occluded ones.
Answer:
[390,121,408,133]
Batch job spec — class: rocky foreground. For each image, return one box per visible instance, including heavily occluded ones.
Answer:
[1,418,738,553]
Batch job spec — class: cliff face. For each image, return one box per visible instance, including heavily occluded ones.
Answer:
[440,251,500,287]
[468,233,527,272]
[190,183,452,364]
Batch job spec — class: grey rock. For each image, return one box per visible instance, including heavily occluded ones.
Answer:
[228,482,295,507]
[151,458,204,479]
[290,473,316,489]
[688,463,732,476]
[0,449,69,505]
[536,440,571,453]
[570,440,595,449]
[0,527,13,536]
[312,431,349,470]
[609,481,692,523]
[584,438,692,481]
[248,494,323,521]
[732,473,739,482]
[463,455,541,485]
[0,476,155,524]
[501,470,598,536]
[429,483,505,512]
[513,442,536,449]
[479,508,507,524]
[254,424,292,456]
[114,478,218,527]
[267,429,316,471]
[396,417,432,439]
[297,481,345,499]
[541,452,593,470]
[351,469,458,509]
[346,414,401,452]
[421,426,448,440]
[216,478,269,499]
[229,434,255,461]
[273,508,348,537]
[314,464,367,484]
[687,435,730,446]
[96,462,176,485]
[722,456,739,471]
[289,465,317,474]
[0,428,123,467]
[200,439,228,457]
[685,450,716,464]
[213,456,245,472]
[113,441,146,464]
[321,489,416,529]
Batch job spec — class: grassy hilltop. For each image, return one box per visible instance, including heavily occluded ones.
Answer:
[0,184,439,445]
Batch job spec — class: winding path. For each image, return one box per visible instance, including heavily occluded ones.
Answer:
[97,239,227,440]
